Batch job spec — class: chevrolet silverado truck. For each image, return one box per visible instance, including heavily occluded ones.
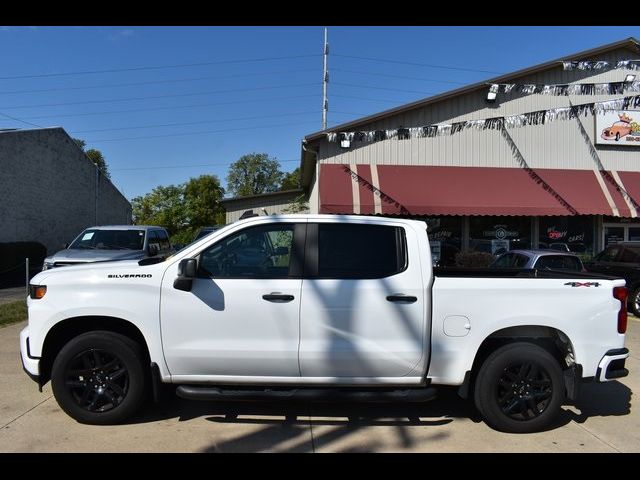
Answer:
[20,215,630,433]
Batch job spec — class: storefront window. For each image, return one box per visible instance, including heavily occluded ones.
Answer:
[538,216,595,258]
[469,216,531,256]
[423,216,462,267]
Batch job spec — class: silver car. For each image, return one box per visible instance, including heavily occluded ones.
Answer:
[489,249,586,271]
[42,225,173,270]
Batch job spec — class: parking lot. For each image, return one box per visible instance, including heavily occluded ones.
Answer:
[0,318,638,452]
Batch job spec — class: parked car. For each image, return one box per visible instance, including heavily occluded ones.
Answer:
[193,225,224,242]
[22,215,629,433]
[42,225,173,270]
[490,249,586,272]
[585,242,640,315]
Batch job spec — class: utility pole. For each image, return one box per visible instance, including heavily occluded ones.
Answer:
[322,27,329,130]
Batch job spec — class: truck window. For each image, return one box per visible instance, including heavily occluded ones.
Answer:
[198,224,294,279]
[156,230,171,252]
[315,224,406,279]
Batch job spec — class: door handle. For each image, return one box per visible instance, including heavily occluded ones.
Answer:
[386,294,417,303]
[262,293,295,302]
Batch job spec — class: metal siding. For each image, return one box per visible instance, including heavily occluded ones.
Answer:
[318,47,640,172]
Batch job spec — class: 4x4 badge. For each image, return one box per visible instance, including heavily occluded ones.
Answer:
[564,282,601,287]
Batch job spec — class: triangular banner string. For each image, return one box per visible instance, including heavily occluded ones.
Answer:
[326,94,640,144]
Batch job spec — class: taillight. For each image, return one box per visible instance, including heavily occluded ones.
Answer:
[613,286,628,334]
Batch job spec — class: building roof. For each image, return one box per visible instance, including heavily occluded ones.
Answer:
[303,37,640,142]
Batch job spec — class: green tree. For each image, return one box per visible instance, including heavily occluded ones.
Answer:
[280,167,301,191]
[131,175,225,245]
[86,149,111,179]
[73,138,110,179]
[226,153,283,197]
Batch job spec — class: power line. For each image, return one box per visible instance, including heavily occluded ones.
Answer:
[19,95,320,120]
[332,93,418,104]
[332,67,469,85]
[71,111,319,134]
[112,158,300,172]
[333,81,437,95]
[0,68,319,96]
[332,53,504,75]
[1,83,320,110]
[87,120,320,143]
[0,111,43,128]
[0,54,320,80]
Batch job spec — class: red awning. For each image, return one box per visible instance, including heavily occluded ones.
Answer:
[319,164,640,217]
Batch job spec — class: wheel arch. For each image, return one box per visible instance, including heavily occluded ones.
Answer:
[40,316,151,385]
[459,325,576,399]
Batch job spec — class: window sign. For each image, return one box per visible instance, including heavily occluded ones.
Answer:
[491,239,510,255]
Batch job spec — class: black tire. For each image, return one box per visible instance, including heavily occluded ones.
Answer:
[473,342,565,433]
[51,331,147,425]
[629,287,640,317]
[615,132,621,141]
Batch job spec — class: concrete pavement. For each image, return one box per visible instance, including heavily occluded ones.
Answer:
[0,319,637,452]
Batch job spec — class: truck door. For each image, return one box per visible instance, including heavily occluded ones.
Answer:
[299,222,427,379]
[160,222,305,378]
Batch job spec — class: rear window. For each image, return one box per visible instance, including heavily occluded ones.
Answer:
[534,255,583,271]
[316,224,406,279]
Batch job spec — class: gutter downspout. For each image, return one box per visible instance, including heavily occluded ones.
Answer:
[302,140,320,214]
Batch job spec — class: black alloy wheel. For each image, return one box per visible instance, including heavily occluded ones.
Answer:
[51,331,146,425]
[64,348,129,413]
[474,342,565,433]
[496,361,553,421]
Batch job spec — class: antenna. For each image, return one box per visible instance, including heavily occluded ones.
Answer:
[322,27,329,130]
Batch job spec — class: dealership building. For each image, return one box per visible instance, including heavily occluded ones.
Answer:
[226,38,640,264]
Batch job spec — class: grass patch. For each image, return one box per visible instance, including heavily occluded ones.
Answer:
[0,300,27,327]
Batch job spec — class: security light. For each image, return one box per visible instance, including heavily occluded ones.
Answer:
[486,84,498,103]
[625,74,636,83]
[340,139,351,148]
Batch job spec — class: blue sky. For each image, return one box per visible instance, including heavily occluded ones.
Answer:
[1,26,640,200]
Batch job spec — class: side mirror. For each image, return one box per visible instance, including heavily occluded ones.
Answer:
[148,244,159,256]
[174,258,197,292]
[178,258,197,278]
[274,246,289,256]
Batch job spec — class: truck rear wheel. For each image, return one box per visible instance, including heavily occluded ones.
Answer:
[51,331,146,425]
[473,342,565,433]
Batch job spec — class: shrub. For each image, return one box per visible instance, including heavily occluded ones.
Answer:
[455,251,494,268]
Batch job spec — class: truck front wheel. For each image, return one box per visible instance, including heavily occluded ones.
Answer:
[473,342,565,433]
[51,331,146,425]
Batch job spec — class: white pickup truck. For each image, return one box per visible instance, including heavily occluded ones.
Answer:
[20,215,630,433]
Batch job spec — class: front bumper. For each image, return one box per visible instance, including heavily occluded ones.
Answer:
[20,327,40,384]
[596,348,629,382]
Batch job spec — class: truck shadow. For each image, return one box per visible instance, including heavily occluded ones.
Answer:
[129,380,632,440]
[555,379,632,427]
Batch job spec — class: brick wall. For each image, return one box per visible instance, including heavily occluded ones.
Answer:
[0,128,132,256]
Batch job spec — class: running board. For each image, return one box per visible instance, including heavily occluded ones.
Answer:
[175,385,438,403]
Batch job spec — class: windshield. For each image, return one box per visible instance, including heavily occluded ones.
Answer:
[69,229,146,251]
